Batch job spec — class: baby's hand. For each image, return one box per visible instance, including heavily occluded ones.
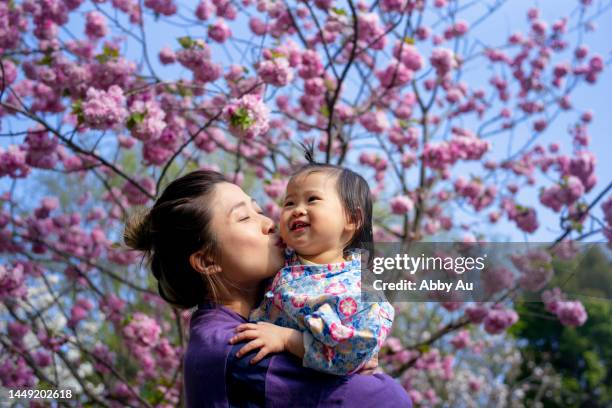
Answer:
[229,322,303,364]
[357,354,379,375]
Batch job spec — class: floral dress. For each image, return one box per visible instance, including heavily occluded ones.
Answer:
[249,248,395,375]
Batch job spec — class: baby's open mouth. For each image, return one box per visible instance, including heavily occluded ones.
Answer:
[290,220,310,231]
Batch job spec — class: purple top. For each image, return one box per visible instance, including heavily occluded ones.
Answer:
[184,303,411,407]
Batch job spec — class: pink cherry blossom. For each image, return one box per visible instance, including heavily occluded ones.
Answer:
[465,304,489,323]
[430,48,457,77]
[158,47,176,64]
[298,50,324,79]
[257,58,294,87]
[482,266,515,295]
[123,312,162,348]
[208,18,231,43]
[82,85,128,130]
[144,0,177,16]
[0,144,29,179]
[483,307,518,334]
[128,100,166,141]
[450,329,471,349]
[390,195,414,215]
[122,176,156,205]
[0,264,27,301]
[85,11,107,39]
[511,249,552,292]
[392,42,423,71]
[360,110,389,134]
[556,300,587,327]
[223,94,270,139]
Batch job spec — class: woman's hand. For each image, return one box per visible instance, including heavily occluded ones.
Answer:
[357,354,379,375]
[229,322,305,364]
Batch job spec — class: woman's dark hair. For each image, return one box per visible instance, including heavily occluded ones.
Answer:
[291,144,374,261]
[123,170,227,309]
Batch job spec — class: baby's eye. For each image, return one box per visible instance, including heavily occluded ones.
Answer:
[284,201,294,207]
[308,196,320,202]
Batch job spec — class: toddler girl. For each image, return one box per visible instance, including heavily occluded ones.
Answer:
[228,158,394,375]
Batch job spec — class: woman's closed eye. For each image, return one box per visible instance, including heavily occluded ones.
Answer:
[239,208,265,221]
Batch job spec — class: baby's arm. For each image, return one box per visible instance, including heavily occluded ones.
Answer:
[228,321,381,374]
[301,291,394,375]
[228,322,305,364]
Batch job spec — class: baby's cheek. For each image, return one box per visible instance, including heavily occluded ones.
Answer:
[279,225,289,241]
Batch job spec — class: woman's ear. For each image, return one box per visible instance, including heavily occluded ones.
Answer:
[189,250,222,276]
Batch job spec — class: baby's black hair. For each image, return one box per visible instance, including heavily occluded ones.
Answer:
[290,142,374,261]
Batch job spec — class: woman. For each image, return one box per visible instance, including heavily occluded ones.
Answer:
[124,170,411,407]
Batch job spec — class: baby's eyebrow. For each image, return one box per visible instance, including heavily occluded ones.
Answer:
[302,189,324,195]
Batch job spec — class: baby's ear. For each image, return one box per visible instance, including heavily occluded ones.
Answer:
[352,207,364,230]
[189,250,222,276]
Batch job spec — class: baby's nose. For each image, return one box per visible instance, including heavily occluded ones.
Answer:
[292,206,306,216]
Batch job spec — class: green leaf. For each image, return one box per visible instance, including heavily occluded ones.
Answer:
[126,111,146,130]
[320,105,330,118]
[269,50,286,59]
[324,78,335,92]
[36,54,53,66]
[94,45,120,64]
[71,100,84,125]
[104,45,119,59]
[572,220,584,233]
[229,107,254,130]
[178,36,194,49]
[515,204,528,212]
[176,82,193,97]
[417,344,430,353]
[403,37,416,45]
[331,7,347,15]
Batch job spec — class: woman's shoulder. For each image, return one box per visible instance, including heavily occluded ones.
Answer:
[183,304,246,407]
[186,304,245,356]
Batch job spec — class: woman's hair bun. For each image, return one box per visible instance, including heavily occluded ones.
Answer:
[123,207,153,252]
